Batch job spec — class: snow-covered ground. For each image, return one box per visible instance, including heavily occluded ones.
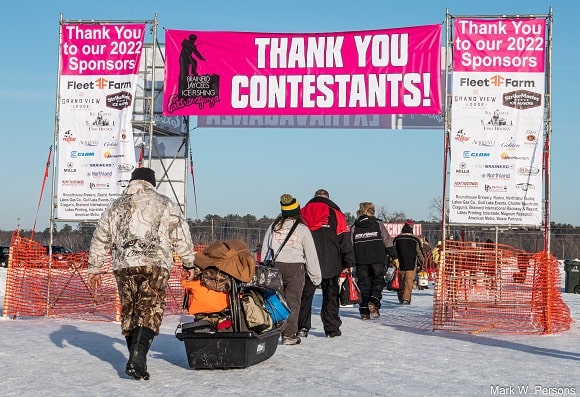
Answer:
[0,266,579,397]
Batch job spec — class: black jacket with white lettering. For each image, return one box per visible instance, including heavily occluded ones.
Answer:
[351,216,395,266]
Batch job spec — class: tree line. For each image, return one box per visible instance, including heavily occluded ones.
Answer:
[2,211,580,260]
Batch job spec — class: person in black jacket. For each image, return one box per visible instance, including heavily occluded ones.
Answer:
[393,221,425,305]
[297,189,355,338]
[351,202,397,320]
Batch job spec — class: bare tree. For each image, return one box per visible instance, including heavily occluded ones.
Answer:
[377,206,406,222]
[429,196,445,222]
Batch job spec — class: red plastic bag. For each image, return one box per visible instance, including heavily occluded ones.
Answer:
[340,272,360,306]
[387,268,401,291]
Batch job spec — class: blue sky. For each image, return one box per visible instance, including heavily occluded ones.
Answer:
[1,0,576,231]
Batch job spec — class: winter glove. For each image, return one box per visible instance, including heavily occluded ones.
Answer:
[392,258,400,269]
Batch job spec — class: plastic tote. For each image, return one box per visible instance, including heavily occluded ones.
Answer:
[175,279,285,370]
[176,323,282,369]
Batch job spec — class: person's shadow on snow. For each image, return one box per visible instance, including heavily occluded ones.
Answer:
[50,325,128,377]
[149,332,191,369]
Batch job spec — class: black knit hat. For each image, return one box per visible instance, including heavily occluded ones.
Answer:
[280,194,300,218]
[130,167,156,187]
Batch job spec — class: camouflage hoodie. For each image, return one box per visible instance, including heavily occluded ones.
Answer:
[88,179,195,273]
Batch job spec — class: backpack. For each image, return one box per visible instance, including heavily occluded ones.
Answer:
[241,289,273,333]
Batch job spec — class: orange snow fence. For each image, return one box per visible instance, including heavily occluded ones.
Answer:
[3,230,209,321]
[432,240,572,335]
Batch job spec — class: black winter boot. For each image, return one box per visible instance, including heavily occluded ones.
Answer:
[125,330,134,351]
[125,326,155,380]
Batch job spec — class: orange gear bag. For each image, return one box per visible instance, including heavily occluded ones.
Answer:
[181,279,229,315]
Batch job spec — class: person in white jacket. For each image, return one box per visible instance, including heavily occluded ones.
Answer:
[261,194,322,345]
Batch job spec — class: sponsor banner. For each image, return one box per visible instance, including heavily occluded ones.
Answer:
[449,18,545,226]
[196,52,448,129]
[57,23,145,220]
[384,223,422,237]
[195,111,445,130]
[163,25,442,116]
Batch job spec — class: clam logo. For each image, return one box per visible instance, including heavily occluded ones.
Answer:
[463,151,490,158]
[71,151,95,158]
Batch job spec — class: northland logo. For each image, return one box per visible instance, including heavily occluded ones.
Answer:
[463,151,490,158]
[482,172,511,180]
[89,171,113,178]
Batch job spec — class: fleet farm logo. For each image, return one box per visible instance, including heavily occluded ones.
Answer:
[460,75,535,89]
[67,77,132,92]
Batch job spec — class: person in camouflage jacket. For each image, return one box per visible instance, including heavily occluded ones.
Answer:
[88,167,195,380]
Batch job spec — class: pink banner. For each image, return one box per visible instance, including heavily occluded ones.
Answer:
[61,23,145,75]
[453,19,545,73]
[163,25,441,116]
[57,23,145,221]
